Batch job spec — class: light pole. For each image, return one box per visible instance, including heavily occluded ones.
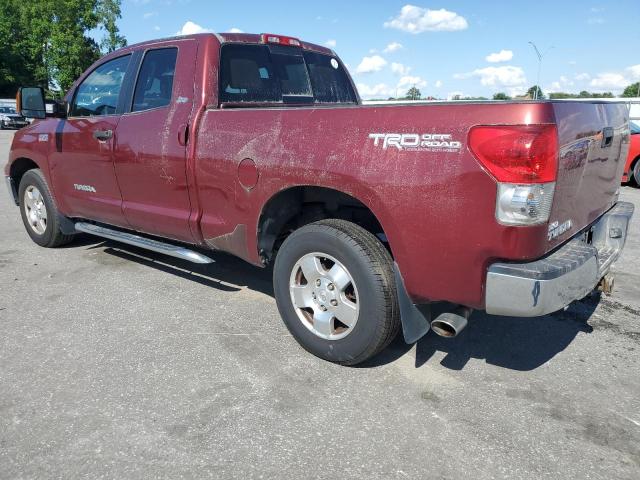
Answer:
[528,42,554,99]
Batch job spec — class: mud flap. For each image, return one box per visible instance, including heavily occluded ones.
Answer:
[394,263,431,344]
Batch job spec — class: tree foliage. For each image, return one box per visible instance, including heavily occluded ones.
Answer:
[493,92,511,100]
[405,87,422,100]
[622,82,640,98]
[526,85,545,100]
[0,0,126,96]
[548,91,614,99]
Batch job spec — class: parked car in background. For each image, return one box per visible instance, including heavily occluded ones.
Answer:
[0,106,29,130]
[623,121,640,186]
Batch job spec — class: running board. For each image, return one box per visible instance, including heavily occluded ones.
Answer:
[74,222,214,264]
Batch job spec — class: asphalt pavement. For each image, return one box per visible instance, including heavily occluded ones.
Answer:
[1,129,639,479]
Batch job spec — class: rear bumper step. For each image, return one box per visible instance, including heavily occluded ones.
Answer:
[74,222,214,264]
[485,201,634,317]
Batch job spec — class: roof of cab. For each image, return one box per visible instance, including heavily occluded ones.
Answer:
[123,33,334,56]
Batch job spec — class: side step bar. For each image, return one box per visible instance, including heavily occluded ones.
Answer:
[74,222,214,264]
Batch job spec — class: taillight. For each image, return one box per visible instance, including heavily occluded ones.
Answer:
[468,124,559,226]
[260,33,302,47]
[468,124,558,183]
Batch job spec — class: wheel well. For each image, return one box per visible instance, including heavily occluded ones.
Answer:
[257,186,388,264]
[9,157,39,203]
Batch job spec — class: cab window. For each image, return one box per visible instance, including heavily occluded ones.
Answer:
[132,48,178,112]
[70,55,131,117]
[219,44,356,105]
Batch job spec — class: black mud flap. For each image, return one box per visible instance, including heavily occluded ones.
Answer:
[58,214,77,235]
[394,263,431,344]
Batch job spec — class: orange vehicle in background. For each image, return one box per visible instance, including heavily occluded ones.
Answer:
[623,121,640,186]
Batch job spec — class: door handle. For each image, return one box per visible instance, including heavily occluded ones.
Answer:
[93,129,113,142]
[601,127,614,148]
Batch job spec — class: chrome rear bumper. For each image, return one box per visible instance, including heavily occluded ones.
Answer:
[485,202,634,317]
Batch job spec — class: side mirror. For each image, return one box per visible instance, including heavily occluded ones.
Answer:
[17,87,46,119]
[45,99,68,118]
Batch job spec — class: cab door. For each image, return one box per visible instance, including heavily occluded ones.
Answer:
[49,54,132,227]
[113,41,197,243]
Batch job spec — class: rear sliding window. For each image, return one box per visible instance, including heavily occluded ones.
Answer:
[219,44,357,105]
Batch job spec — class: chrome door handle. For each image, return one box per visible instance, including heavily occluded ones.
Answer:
[93,129,113,141]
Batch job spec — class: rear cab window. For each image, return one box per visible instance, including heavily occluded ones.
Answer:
[132,48,178,112]
[219,44,357,106]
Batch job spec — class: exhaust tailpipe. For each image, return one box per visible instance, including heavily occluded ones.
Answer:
[430,307,472,338]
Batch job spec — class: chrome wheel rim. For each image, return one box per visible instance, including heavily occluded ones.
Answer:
[23,185,47,235]
[289,252,359,340]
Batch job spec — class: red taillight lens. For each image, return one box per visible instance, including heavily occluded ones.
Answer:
[468,124,559,183]
[260,33,302,47]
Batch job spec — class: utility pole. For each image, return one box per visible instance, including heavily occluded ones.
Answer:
[528,42,554,100]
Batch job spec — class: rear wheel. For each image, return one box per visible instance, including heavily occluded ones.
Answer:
[18,169,74,247]
[273,219,399,365]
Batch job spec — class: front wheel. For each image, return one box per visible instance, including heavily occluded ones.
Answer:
[273,219,399,365]
[18,169,74,247]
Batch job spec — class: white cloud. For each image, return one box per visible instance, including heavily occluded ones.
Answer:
[229,27,243,33]
[143,12,157,19]
[356,55,387,74]
[455,65,526,87]
[588,17,604,24]
[397,75,427,89]
[384,5,468,34]
[575,73,591,81]
[391,62,411,76]
[434,80,443,88]
[628,64,640,80]
[176,21,210,36]
[590,72,629,90]
[485,49,513,63]
[325,39,337,48]
[356,83,395,99]
[153,25,160,32]
[383,42,403,53]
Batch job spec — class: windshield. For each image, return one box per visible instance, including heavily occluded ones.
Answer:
[219,44,357,105]
[631,121,640,135]
[0,106,17,114]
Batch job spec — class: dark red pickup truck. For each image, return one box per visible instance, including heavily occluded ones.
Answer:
[5,32,635,364]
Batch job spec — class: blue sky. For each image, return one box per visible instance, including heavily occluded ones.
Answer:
[120,0,640,99]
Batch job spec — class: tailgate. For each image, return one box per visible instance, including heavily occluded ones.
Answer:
[548,102,630,248]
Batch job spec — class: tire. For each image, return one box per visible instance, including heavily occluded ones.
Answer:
[273,219,400,365]
[18,169,74,247]
[633,158,640,187]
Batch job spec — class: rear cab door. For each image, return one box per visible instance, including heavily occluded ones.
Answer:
[113,39,198,243]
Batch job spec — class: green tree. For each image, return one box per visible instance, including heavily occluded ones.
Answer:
[622,82,640,98]
[526,85,545,99]
[493,92,511,100]
[97,0,127,53]
[0,0,126,96]
[405,87,422,100]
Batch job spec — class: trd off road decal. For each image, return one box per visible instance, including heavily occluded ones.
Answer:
[368,133,462,152]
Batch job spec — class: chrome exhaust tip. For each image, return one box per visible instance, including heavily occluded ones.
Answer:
[430,308,472,338]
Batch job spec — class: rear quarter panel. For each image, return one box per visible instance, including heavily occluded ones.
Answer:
[194,102,558,308]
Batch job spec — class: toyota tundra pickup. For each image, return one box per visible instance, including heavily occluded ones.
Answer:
[5,32,635,365]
